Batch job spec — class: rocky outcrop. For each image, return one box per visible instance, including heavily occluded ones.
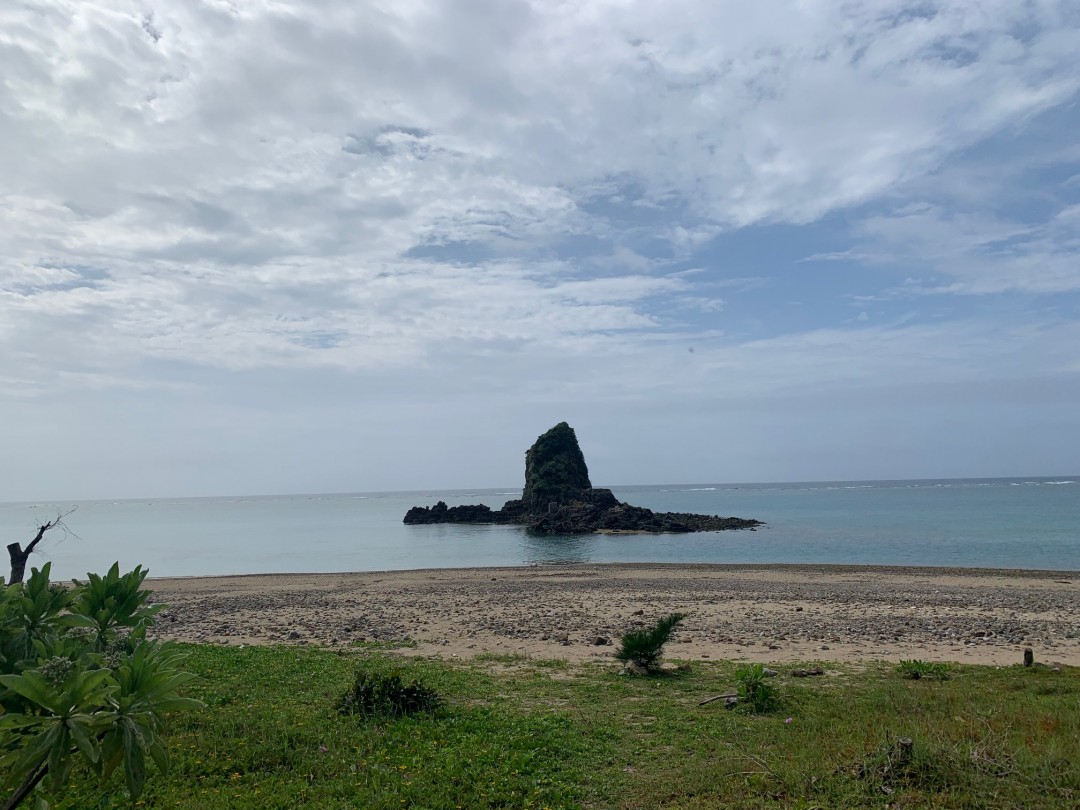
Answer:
[522,422,594,510]
[403,502,499,524]
[403,422,763,535]
[403,498,530,526]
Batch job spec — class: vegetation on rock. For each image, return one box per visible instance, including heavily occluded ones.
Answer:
[521,421,593,510]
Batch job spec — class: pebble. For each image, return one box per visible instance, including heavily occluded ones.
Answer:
[145,565,1079,665]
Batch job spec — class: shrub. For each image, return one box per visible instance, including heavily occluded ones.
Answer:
[337,667,442,719]
[0,562,201,810]
[614,613,686,672]
[897,660,952,680]
[735,663,780,713]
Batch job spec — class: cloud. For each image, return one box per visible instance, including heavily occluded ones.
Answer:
[827,195,1080,297]
[2,2,1075,368]
[1,1,1080,497]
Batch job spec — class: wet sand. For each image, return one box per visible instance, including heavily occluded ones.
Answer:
[147,563,1080,666]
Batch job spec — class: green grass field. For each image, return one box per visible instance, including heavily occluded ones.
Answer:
[51,646,1080,809]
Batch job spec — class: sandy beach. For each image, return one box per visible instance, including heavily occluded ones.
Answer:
[146,563,1080,666]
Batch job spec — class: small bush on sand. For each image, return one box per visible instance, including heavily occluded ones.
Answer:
[337,666,441,719]
[615,613,686,672]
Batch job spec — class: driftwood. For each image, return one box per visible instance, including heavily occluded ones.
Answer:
[699,692,739,706]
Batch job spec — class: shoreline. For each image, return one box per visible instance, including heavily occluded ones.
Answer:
[147,560,1080,581]
[146,562,1080,666]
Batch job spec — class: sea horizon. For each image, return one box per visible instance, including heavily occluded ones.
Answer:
[6,473,1079,507]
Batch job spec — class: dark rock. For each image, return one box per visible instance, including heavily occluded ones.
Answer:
[592,636,611,646]
[403,422,763,535]
[404,501,497,525]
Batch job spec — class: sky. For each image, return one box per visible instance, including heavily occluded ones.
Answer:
[2,0,1080,501]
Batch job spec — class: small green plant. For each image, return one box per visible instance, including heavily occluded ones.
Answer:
[614,613,686,672]
[735,663,780,713]
[898,659,952,680]
[337,666,442,719]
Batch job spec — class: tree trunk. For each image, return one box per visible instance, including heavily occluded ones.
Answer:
[6,521,53,585]
[7,543,30,585]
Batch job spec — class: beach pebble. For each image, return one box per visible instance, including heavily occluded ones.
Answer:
[145,564,1079,668]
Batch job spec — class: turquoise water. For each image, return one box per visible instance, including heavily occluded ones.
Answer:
[1,477,1077,580]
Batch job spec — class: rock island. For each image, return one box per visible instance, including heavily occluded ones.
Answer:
[403,422,763,534]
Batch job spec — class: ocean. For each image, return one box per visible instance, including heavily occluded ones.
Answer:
[2,477,1077,580]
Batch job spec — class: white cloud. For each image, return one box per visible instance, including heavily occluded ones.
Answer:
[3,2,1078,378]
[2,1,1080,496]
[835,198,1080,295]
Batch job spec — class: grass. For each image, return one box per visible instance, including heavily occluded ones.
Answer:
[43,646,1080,809]
[898,659,953,681]
[349,638,419,650]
